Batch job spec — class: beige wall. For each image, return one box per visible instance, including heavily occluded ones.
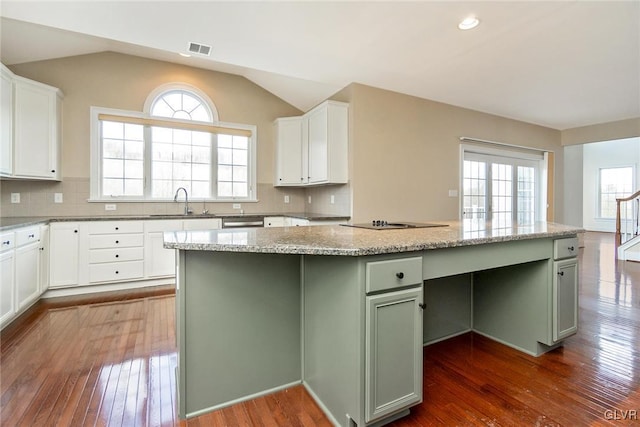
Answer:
[338,84,563,223]
[2,52,345,217]
[561,118,640,146]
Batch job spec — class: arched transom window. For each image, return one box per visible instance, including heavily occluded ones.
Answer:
[91,85,256,202]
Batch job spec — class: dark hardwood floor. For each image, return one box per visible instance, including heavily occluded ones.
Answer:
[1,232,638,426]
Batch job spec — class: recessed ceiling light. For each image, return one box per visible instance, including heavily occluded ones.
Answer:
[179,53,191,58]
[458,16,480,30]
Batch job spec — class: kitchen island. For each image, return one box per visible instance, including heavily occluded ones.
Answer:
[164,220,581,426]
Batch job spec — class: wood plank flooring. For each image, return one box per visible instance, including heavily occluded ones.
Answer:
[1,232,638,426]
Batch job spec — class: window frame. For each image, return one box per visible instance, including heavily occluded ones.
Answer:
[460,143,548,224]
[597,165,635,220]
[89,106,257,202]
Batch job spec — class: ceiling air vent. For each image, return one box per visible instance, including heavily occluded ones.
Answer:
[188,42,212,56]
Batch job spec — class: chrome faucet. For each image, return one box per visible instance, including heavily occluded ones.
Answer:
[173,187,193,215]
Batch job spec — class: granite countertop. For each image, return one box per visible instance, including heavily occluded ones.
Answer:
[0,213,350,231]
[163,220,583,256]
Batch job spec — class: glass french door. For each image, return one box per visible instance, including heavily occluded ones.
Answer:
[462,153,541,225]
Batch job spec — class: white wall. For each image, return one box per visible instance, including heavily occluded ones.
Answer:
[582,137,640,232]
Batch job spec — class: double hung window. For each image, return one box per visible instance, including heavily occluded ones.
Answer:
[599,166,633,219]
[91,87,256,201]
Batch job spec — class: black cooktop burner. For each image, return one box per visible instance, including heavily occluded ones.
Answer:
[341,220,448,230]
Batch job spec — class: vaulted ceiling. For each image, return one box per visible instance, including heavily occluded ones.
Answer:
[1,1,639,130]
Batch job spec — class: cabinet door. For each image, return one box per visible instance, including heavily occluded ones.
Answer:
[49,223,80,287]
[274,117,304,185]
[13,78,58,179]
[0,251,16,326]
[553,259,578,341]
[15,243,40,310]
[307,104,328,184]
[366,286,423,423]
[39,225,50,294]
[1,65,13,176]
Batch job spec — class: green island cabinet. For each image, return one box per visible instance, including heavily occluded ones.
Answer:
[168,223,580,426]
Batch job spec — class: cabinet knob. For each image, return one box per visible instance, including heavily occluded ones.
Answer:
[396,272,404,279]
[115,271,119,274]
[557,271,564,276]
[115,240,119,244]
[115,254,119,258]
[115,227,119,230]
[419,303,426,310]
[568,246,575,251]
[51,170,56,173]
[74,230,78,233]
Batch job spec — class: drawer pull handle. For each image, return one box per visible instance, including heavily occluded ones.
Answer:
[557,271,564,276]
[419,303,426,310]
[2,240,10,245]
[396,272,404,279]
[568,246,575,251]
[28,234,35,238]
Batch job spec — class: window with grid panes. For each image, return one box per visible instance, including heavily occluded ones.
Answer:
[462,147,544,226]
[91,87,256,201]
[599,167,633,218]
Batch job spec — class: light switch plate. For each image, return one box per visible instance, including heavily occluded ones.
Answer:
[330,195,335,204]
[284,195,290,204]
[10,193,20,203]
[54,193,63,203]
[448,190,459,197]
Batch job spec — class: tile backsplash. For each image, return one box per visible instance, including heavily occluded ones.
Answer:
[0,178,351,218]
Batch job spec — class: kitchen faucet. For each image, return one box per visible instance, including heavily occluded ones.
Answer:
[173,187,193,215]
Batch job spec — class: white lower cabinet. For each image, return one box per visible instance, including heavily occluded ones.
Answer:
[49,222,80,288]
[1,226,46,329]
[144,220,183,278]
[39,225,49,294]
[15,239,40,311]
[0,234,16,326]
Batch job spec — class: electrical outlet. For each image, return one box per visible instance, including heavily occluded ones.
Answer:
[105,204,117,211]
[448,190,459,197]
[10,193,20,203]
[308,196,312,204]
[330,194,335,204]
[54,193,63,203]
[233,203,241,209]
[284,195,290,204]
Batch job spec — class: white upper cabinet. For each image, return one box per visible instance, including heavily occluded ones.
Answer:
[274,100,348,186]
[1,65,13,176]
[274,117,304,186]
[1,64,63,181]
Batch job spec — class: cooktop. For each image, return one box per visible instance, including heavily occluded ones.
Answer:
[341,220,449,230]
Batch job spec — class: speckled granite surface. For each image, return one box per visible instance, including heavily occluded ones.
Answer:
[0,212,349,231]
[163,221,583,256]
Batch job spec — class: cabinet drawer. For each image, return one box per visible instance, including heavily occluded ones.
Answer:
[0,232,15,252]
[15,227,40,247]
[366,256,423,293]
[89,233,143,249]
[89,260,143,283]
[89,221,143,235]
[89,247,144,264]
[554,237,578,260]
